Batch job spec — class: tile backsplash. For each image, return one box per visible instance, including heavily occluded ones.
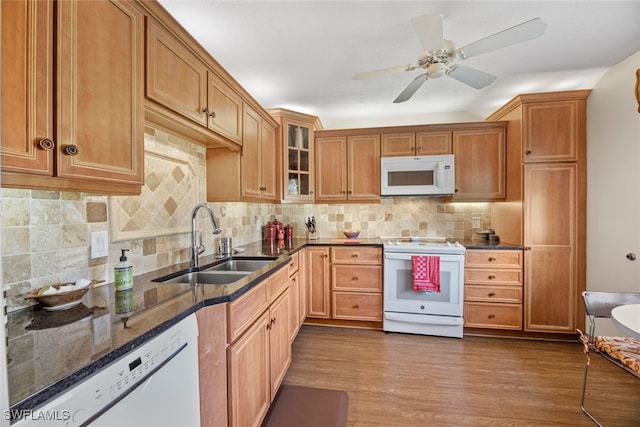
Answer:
[1,127,490,312]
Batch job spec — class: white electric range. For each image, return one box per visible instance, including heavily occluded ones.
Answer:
[382,238,466,338]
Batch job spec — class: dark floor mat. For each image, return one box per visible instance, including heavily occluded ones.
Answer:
[261,384,349,427]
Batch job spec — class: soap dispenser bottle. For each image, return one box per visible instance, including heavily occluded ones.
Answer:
[114,249,133,290]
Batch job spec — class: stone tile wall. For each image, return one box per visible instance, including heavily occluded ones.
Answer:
[1,128,491,312]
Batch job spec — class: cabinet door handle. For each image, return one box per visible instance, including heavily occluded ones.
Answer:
[525,149,532,155]
[266,323,271,330]
[38,138,55,151]
[524,247,532,251]
[352,304,360,309]
[309,190,314,195]
[488,257,496,262]
[323,254,328,258]
[488,292,496,297]
[347,190,352,194]
[271,317,276,325]
[488,275,496,279]
[63,145,78,156]
[210,111,216,118]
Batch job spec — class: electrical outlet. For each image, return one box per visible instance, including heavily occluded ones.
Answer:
[90,231,109,259]
[472,217,481,229]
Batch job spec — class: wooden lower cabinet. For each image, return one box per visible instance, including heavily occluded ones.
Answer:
[227,276,291,427]
[464,250,523,330]
[306,245,383,326]
[288,249,307,342]
[524,163,581,333]
[196,303,228,427]
[306,246,331,319]
[228,310,271,427]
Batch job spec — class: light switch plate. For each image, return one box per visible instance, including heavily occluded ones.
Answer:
[472,217,481,229]
[90,231,109,259]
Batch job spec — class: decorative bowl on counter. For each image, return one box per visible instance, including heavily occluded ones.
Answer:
[343,230,361,239]
[24,280,102,311]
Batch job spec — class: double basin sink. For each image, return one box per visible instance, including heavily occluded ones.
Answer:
[153,257,278,285]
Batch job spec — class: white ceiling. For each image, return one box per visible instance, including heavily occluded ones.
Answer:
[158,1,640,129]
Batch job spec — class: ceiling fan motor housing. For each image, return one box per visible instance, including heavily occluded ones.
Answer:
[427,63,446,79]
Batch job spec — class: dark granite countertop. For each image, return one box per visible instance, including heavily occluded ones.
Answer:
[7,238,384,413]
[459,239,523,250]
[8,235,519,413]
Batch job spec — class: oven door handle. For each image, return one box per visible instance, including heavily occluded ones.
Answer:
[384,253,464,261]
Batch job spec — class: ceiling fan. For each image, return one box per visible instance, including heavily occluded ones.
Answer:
[353,15,547,103]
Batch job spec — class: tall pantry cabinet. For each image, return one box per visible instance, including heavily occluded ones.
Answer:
[488,90,590,334]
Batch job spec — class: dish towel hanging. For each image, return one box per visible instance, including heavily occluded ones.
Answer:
[412,255,441,292]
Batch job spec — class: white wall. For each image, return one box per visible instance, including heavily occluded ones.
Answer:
[586,50,640,335]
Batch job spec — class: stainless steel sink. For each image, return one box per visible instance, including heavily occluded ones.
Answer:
[152,256,278,285]
[160,271,249,285]
[204,259,275,272]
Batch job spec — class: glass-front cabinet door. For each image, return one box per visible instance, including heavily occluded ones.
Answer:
[286,122,312,200]
[268,108,319,202]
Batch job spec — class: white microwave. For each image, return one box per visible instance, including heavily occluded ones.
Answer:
[381,154,455,196]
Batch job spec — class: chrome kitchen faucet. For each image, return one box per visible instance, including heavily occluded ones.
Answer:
[190,203,222,268]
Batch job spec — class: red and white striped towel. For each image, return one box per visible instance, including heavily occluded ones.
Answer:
[412,255,441,292]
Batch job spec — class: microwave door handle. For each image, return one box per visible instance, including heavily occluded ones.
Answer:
[437,162,444,186]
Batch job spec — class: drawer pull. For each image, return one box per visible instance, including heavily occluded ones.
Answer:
[488,257,496,262]
[352,276,359,281]
[488,292,496,297]
[352,253,359,258]
[352,304,360,309]
[488,275,496,279]
[488,314,496,319]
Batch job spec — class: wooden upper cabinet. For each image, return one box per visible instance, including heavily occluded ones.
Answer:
[348,135,380,201]
[240,104,276,201]
[380,133,415,157]
[523,99,585,163]
[145,15,242,149]
[1,0,54,176]
[267,109,320,203]
[381,131,452,157]
[1,0,144,194]
[315,134,380,202]
[57,0,144,185]
[207,71,243,145]
[452,126,506,201]
[146,18,208,126]
[416,131,453,155]
[315,136,347,202]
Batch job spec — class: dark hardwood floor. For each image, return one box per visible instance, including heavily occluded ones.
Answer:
[284,325,640,427]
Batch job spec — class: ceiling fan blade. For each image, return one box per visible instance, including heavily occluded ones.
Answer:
[411,14,443,52]
[456,17,547,60]
[446,65,496,89]
[393,73,428,103]
[353,65,414,80]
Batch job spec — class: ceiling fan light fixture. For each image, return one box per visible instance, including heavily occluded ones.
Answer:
[427,63,446,79]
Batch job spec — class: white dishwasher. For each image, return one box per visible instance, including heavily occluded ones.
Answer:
[13,314,200,427]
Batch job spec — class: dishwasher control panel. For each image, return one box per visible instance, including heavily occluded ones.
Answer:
[10,315,198,426]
